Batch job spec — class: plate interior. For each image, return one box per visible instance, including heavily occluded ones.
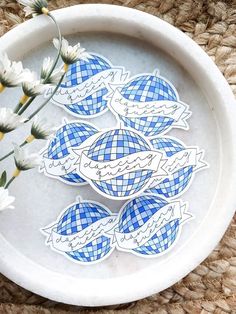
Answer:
[0,32,219,279]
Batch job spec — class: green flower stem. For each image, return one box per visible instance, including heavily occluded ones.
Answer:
[27,73,65,121]
[17,96,36,115]
[16,97,35,115]
[0,141,27,162]
[16,12,62,116]
[14,102,23,113]
[45,13,62,80]
[5,176,16,189]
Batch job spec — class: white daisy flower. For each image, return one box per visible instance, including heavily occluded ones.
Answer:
[17,0,49,17]
[22,71,49,97]
[40,57,64,84]
[0,53,29,90]
[14,144,41,171]
[53,37,91,67]
[0,108,27,140]
[29,115,56,141]
[0,187,15,211]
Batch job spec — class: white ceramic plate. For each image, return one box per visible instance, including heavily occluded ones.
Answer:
[0,4,236,306]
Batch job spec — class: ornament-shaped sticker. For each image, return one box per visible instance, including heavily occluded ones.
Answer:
[108,71,191,137]
[41,198,117,264]
[45,53,129,118]
[114,194,192,257]
[72,128,167,200]
[39,119,99,185]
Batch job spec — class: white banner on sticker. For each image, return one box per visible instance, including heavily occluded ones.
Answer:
[45,68,128,106]
[77,150,164,181]
[42,215,117,252]
[41,155,77,176]
[109,89,189,126]
[164,148,206,173]
[150,148,207,184]
[114,202,191,250]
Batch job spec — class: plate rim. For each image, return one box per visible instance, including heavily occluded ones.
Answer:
[0,3,236,306]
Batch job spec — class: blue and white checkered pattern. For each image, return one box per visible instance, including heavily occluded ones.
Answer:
[147,137,193,198]
[119,75,178,137]
[134,220,179,255]
[87,129,153,197]
[65,87,108,116]
[62,55,111,87]
[60,54,111,116]
[120,116,174,137]
[56,202,112,263]
[118,195,179,255]
[47,122,98,184]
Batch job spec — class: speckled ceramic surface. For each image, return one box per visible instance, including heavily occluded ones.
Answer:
[0,4,236,307]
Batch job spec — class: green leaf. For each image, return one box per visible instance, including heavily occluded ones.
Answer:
[0,171,7,187]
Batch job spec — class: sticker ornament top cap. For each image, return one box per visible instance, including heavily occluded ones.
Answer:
[45,53,129,118]
[108,72,191,137]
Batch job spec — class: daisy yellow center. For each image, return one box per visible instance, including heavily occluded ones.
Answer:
[20,94,30,105]
[0,132,4,141]
[25,134,35,143]
[63,64,69,72]
[0,83,5,93]
[41,7,49,15]
[13,168,21,178]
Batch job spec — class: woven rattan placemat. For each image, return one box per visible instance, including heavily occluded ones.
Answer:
[0,1,236,313]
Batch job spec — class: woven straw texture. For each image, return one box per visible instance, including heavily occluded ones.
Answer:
[0,0,236,313]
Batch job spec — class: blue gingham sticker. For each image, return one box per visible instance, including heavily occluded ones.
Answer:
[146,136,208,198]
[114,194,192,257]
[72,128,167,200]
[39,119,100,185]
[108,71,191,137]
[45,53,129,118]
[41,197,117,265]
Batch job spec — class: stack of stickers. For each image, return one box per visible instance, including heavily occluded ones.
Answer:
[40,53,208,264]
